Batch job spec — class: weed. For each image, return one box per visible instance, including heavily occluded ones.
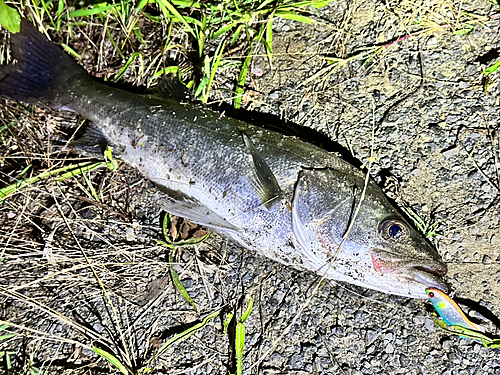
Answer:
[402,207,442,239]
[234,298,253,375]
[0,146,119,204]
[483,57,500,92]
[0,0,20,33]
[431,318,500,348]
[157,212,210,313]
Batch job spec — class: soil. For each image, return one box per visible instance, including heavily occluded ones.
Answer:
[1,0,500,374]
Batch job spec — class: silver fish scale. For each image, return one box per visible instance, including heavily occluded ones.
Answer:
[0,19,450,298]
[66,78,319,267]
[66,78,422,275]
[57,76,449,296]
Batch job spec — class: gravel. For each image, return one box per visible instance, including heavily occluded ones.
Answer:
[1,0,500,373]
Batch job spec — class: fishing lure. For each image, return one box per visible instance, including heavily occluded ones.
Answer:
[425,288,500,347]
[426,288,485,332]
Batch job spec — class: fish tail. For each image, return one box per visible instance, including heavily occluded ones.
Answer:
[0,18,86,108]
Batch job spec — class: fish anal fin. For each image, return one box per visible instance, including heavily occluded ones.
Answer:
[242,133,282,209]
[156,191,239,233]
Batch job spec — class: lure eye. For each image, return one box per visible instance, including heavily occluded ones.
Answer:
[428,291,435,298]
[379,219,408,240]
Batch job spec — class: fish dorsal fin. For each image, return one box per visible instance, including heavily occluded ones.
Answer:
[156,192,239,233]
[146,77,194,103]
[242,133,282,209]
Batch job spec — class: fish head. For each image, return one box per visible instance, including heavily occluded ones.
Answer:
[367,214,449,298]
[291,167,448,298]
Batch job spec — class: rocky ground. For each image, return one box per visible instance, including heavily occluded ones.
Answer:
[1,0,499,374]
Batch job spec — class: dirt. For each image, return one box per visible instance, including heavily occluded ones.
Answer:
[1,0,500,374]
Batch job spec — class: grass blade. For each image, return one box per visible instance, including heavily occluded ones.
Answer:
[114,52,143,82]
[234,24,266,109]
[202,39,227,102]
[483,57,500,76]
[223,313,234,335]
[239,297,253,323]
[0,0,20,33]
[169,248,198,313]
[211,22,236,40]
[93,346,129,375]
[156,0,196,38]
[135,0,150,13]
[265,17,273,63]
[431,318,500,348]
[0,161,91,203]
[231,24,244,46]
[235,322,245,375]
[311,0,337,7]
[61,43,82,59]
[276,12,313,24]
[0,146,119,203]
[146,309,221,365]
[69,4,116,18]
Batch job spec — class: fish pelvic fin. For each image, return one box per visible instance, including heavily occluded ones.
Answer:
[0,18,87,108]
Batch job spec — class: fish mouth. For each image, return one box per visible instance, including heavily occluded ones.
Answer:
[407,265,450,293]
[371,249,449,293]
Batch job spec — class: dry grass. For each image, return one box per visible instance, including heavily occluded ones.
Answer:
[1,0,499,373]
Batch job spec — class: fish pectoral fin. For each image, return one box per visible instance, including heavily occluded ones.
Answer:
[69,125,112,155]
[158,194,239,233]
[242,133,282,209]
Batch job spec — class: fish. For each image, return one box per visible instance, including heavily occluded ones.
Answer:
[0,19,449,298]
[426,288,485,332]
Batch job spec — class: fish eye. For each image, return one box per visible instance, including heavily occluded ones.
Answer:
[379,219,408,240]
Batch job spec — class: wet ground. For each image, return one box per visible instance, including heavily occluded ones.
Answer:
[1,0,500,374]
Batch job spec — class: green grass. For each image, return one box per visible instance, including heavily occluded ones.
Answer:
[157,212,211,313]
[402,207,442,239]
[0,146,119,204]
[2,0,336,102]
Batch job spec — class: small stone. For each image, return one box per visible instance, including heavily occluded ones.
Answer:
[366,330,379,346]
[442,146,458,157]
[427,36,438,47]
[126,227,136,241]
[482,255,492,265]
[425,318,436,332]
[385,343,394,354]
[482,183,492,193]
